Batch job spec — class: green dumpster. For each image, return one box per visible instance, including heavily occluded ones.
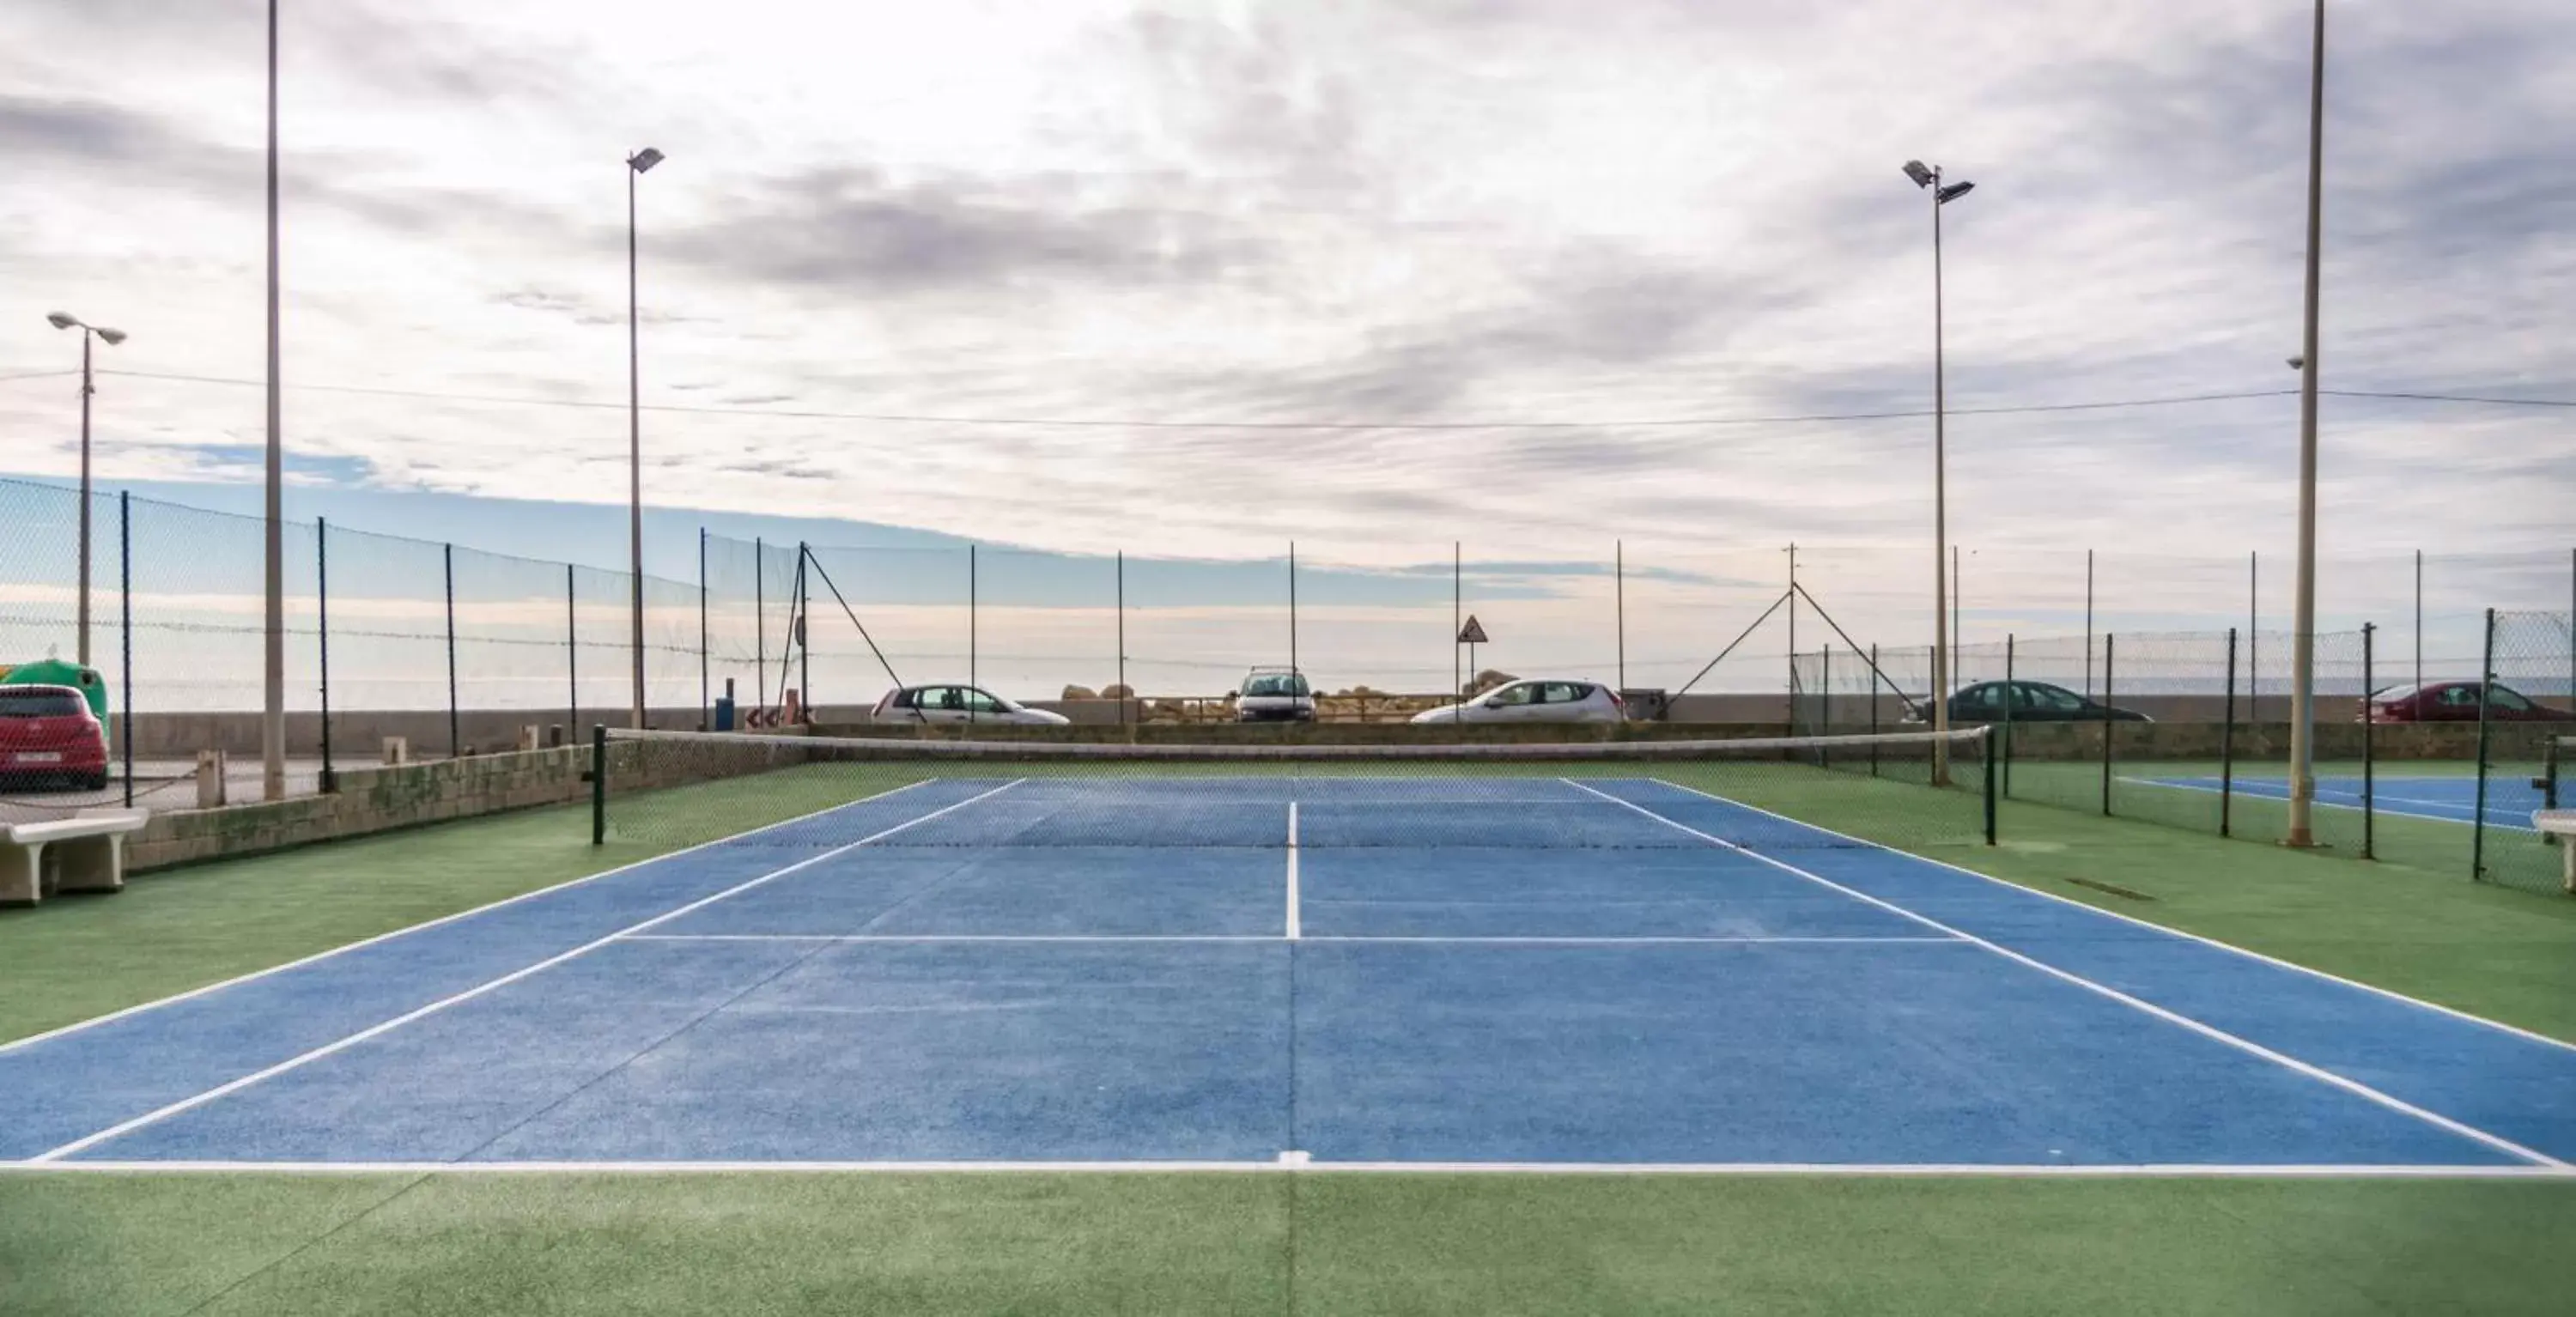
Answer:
[0,658,111,719]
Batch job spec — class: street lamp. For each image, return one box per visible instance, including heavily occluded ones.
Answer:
[2287,0,2328,847]
[262,0,285,801]
[626,146,665,732]
[1903,159,1975,784]
[45,313,127,669]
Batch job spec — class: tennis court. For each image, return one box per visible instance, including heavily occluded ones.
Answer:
[2136,773,2547,830]
[3,731,2572,1174]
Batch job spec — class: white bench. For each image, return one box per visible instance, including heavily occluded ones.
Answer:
[2536,810,2576,896]
[1,810,150,907]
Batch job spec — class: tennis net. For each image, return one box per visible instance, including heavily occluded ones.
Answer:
[591,726,1995,856]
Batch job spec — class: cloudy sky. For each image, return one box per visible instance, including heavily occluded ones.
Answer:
[1,0,2570,612]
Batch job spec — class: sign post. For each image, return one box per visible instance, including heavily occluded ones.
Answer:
[1456,615,1490,695]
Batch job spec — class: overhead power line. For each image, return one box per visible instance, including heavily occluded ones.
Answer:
[72,367,2576,430]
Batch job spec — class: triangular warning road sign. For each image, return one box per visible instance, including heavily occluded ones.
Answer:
[1456,615,1489,644]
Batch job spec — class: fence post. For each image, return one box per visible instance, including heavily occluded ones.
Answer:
[118,490,133,809]
[2220,627,2237,838]
[2247,551,2258,718]
[590,723,606,846]
[317,517,333,791]
[565,565,578,739]
[1615,540,1625,695]
[1820,644,1832,746]
[2101,634,2117,816]
[797,544,811,719]
[443,543,459,758]
[2001,633,2015,798]
[1115,550,1127,728]
[698,528,708,731]
[1452,542,1461,712]
[969,543,978,713]
[2083,549,2094,701]
[1288,542,1298,678]
[2361,622,2375,859]
[2472,608,2494,881]
[1868,643,1881,777]
[1784,543,1797,731]
[754,537,766,712]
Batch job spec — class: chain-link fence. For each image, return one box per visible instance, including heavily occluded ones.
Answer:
[1792,615,2576,894]
[5,472,2571,872]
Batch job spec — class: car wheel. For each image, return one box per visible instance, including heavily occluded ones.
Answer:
[86,773,110,792]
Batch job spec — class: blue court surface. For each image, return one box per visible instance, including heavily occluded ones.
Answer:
[3,774,2574,1174]
[2137,774,2546,829]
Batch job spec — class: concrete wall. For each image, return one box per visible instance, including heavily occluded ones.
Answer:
[122,732,758,872]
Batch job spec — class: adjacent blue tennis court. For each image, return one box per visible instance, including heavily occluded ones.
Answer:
[2139,774,2547,829]
[3,772,2573,1172]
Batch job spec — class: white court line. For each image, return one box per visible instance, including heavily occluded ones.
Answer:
[1563,779,2567,1170]
[623,934,1281,944]
[8,1159,2568,1179]
[617,933,1961,946]
[1656,777,2576,1060]
[27,780,1027,1164]
[0,779,940,1059]
[1285,800,1302,941]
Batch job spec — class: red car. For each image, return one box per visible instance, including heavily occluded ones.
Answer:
[2362,680,2576,724]
[0,684,111,790]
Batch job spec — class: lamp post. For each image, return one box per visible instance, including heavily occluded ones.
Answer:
[45,313,127,668]
[262,0,285,801]
[2287,0,2328,848]
[1903,159,1976,784]
[626,146,665,731]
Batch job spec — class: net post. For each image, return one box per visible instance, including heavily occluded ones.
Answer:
[2221,627,2237,838]
[2100,634,2116,816]
[318,516,333,792]
[2360,622,2375,859]
[444,542,459,757]
[1982,727,1997,846]
[2001,633,2014,798]
[2472,608,2494,881]
[118,489,133,809]
[590,724,607,846]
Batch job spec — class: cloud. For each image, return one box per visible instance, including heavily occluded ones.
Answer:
[651,164,1267,300]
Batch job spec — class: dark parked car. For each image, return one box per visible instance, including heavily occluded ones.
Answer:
[2364,680,2576,724]
[0,683,111,790]
[1908,680,2151,725]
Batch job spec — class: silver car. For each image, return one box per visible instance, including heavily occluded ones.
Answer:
[870,683,1071,726]
[1412,678,1625,725]
[1234,668,1316,722]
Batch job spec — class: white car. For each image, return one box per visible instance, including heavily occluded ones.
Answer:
[870,683,1071,727]
[1411,678,1625,725]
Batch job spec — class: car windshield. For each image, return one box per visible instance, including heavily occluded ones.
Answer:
[0,688,85,718]
[1242,674,1307,697]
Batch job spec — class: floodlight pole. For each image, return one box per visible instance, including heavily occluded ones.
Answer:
[2287,0,2327,847]
[48,315,125,668]
[626,147,663,731]
[1905,160,1971,785]
[262,0,286,801]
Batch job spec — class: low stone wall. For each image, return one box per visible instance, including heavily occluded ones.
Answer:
[125,746,593,871]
